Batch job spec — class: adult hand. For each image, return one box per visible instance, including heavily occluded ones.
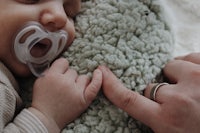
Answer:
[29,58,102,131]
[99,53,200,133]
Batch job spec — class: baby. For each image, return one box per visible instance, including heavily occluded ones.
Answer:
[0,0,102,132]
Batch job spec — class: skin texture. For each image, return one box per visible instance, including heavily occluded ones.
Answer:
[31,58,102,130]
[0,0,80,76]
[99,52,200,133]
[0,0,103,132]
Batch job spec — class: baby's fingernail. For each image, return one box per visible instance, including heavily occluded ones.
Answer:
[94,68,101,74]
[98,65,109,72]
[98,65,106,70]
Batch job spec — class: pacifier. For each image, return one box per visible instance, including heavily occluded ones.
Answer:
[14,21,68,77]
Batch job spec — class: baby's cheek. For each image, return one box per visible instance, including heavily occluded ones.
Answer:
[66,21,76,47]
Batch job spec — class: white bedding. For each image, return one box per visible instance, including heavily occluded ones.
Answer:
[161,0,200,57]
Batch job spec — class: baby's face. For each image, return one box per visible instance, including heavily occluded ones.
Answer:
[0,0,81,77]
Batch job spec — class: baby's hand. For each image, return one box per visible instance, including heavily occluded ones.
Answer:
[29,58,102,131]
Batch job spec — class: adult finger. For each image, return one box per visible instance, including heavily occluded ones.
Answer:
[48,58,69,74]
[99,66,160,127]
[163,60,199,83]
[175,52,200,64]
[84,69,102,104]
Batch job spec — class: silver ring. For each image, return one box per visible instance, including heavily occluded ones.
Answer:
[150,83,169,101]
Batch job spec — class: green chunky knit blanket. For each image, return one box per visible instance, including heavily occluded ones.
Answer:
[60,0,174,132]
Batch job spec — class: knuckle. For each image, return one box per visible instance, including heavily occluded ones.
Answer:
[165,59,190,68]
[171,93,191,107]
[185,53,199,59]
[58,57,68,63]
[164,60,177,69]
[55,58,69,66]
[189,69,200,78]
[161,93,193,127]
[69,68,77,74]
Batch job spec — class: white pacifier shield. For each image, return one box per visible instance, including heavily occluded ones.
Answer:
[14,21,68,77]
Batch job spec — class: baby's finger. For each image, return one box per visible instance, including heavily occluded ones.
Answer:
[99,66,160,127]
[175,52,200,64]
[76,75,90,88]
[64,69,78,82]
[48,58,69,74]
[84,69,102,104]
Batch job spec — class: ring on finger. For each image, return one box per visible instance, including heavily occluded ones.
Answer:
[150,82,169,101]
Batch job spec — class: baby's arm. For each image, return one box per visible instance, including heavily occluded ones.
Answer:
[0,58,102,133]
[0,62,50,132]
[29,58,103,132]
[0,84,48,132]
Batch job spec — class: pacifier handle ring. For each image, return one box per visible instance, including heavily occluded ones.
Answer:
[14,24,47,63]
[14,21,68,77]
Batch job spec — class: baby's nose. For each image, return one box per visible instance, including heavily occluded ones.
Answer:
[40,3,68,31]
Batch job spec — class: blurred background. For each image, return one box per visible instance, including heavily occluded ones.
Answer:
[160,0,200,57]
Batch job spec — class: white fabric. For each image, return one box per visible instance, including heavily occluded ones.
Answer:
[161,0,200,57]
